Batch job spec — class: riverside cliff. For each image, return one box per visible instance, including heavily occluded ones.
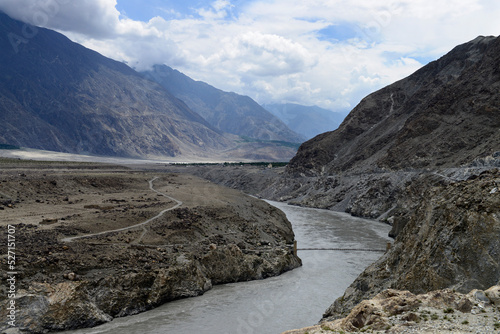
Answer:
[0,162,301,333]
[323,169,500,320]
[274,36,500,334]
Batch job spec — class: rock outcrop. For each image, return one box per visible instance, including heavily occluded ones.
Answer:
[323,169,500,321]
[283,285,500,334]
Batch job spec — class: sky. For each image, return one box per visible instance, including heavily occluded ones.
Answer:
[1,0,499,112]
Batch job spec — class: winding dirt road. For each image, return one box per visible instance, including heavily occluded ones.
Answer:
[61,177,182,243]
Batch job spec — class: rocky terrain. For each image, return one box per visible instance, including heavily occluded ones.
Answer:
[265,35,499,236]
[288,35,499,176]
[152,36,500,334]
[279,168,499,334]
[0,159,301,333]
[283,286,500,334]
[322,169,499,321]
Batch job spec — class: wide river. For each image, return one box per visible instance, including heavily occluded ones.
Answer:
[63,200,391,334]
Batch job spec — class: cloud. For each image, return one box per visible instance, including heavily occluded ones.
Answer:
[211,32,317,77]
[197,0,234,20]
[0,0,121,38]
[0,0,499,111]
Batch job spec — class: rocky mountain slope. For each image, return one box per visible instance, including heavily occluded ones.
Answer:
[0,12,235,160]
[142,65,304,143]
[271,35,500,333]
[288,35,499,176]
[249,36,499,231]
[264,103,348,139]
[0,13,299,162]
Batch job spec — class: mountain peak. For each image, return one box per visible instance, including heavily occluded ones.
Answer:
[288,35,500,175]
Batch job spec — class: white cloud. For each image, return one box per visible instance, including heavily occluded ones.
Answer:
[210,32,317,77]
[0,0,499,111]
[0,0,120,38]
[197,0,233,20]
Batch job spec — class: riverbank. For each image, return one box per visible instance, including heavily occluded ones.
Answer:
[283,285,500,334]
[0,160,301,333]
[55,198,392,334]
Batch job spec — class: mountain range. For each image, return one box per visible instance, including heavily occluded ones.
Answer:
[142,65,305,143]
[263,103,348,139]
[0,12,302,161]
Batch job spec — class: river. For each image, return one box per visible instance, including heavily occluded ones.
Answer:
[63,200,392,334]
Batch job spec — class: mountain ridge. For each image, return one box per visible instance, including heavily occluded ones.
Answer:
[287,35,499,176]
[141,64,305,143]
[0,12,230,159]
[0,12,299,161]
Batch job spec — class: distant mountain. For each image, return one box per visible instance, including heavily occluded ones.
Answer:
[0,13,297,161]
[288,35,500,175]
[142,65,305,143]
[263,103,348,139]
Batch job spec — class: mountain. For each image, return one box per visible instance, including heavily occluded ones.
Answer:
[277,35,500,322]
[0,12,235,160]
[288,35,500,176]
[263,103,348,139]
[239,36,500,225]
[141,65,305,143]
[0,13,300,162]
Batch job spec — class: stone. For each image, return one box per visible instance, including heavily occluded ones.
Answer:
[470,289,490,304]
[485,286,500,305]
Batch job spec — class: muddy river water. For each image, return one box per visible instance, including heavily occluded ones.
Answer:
[63,200,392,334]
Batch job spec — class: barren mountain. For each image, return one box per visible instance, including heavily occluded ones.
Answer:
[264,103,348,139]
[288,35,500,175]
[142,65,305,143]
[0,13,299,162]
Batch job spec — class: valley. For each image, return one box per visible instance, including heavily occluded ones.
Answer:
[0,6,499,333]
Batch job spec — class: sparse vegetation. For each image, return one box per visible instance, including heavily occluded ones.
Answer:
[238,136,302,149]
[172,161,289,168]
[320,324,333,331]
[0,143,20,150]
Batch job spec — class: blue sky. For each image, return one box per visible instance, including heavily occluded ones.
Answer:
[1,0,499,111]
[116,0,206,21]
